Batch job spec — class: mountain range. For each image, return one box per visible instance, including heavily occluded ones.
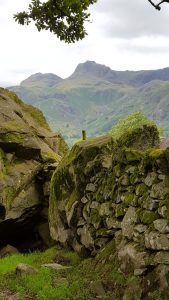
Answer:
[8,61,169,144]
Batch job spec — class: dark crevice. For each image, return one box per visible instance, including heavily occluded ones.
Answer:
[0,205,5,220]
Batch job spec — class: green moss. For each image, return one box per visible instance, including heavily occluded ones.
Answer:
[111,271,127,287]
[0,132,24,143]
[4,90,51,131]
[113,164,122,177]
[115,203,126,218]
[58,145,79,168]
[123,276,142,300]
[3,186,15,211]
[148,149,164,159]
[2,120,23,132]
[0,148,7,176]
[21,103,51,131]
[57,134,69,155]
[96,228,109,238]
[110,112,159,150]
[4,90,23,105]
[135,183,148,196]
[164,176,169,187]
[41,151,61,163]
[89,210,101,229]
[130,171,141,185]
[144,149,169,173]
[110,112,156,140]
[96,239,116,262]
[159,198,169,209]
[49,164,74,227]
[66,190,77,211]
[137,209,158,224]
[121,193,138,207]
[125,149,144,162]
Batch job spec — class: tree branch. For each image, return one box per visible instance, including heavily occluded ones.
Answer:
[147,0,161,10]
[157,0,169,7]
[148,0,169,10]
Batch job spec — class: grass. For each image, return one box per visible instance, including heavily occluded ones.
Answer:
[0,246,88,300]
[0,244,129,300]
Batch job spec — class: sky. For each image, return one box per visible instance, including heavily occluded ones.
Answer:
[1,0,169,86]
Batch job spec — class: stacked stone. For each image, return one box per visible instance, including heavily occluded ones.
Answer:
[72,146,169,276]
[50,134,169,280]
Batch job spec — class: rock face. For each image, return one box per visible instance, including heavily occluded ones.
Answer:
[0,88,68,251]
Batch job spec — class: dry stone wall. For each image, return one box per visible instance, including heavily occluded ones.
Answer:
[49,135,169,278]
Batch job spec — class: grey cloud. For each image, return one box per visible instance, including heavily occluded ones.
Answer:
[92,0,169,38]
[116,41,169,54]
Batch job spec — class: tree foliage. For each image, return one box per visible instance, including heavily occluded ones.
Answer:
[14,0,97,43]
[14,0,169,43]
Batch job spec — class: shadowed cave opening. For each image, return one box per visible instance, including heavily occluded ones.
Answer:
[0,212,49,253]
[0,166,53,255]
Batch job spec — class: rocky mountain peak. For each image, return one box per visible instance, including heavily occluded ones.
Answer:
[20,72,63,88]
[71,60,117,80]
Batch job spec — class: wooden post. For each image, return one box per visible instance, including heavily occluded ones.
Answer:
[82,130,86,140]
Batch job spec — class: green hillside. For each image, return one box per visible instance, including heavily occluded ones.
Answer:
[8,61,169,144]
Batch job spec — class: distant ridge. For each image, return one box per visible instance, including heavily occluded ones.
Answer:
[70,61,169,86]
[8,61,169,144]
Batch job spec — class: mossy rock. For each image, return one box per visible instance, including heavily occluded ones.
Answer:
[137,209,158,224]
[135,183,148,196]
[110,112,159,150]
[4,90,51,131]
[144,172,158,187]
[113,164,122,177]
[146,148,169,174]
[114,203,126,218]
[158,205,169,220]
[96,228,112,238]
[121,193,138,207]
[125,149,144,162]
[150,182,168,199]
[89,209,101,229]
[119,174,130,186]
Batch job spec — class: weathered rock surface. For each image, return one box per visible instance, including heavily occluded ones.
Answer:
[16,263,37,276]
[41,263,71,270]
[0,244,19,257]
[0,88,68,250]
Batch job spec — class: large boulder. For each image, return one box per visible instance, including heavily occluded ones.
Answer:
[49,135,115,253]
[0,88,68,250]
[110,112,160,150]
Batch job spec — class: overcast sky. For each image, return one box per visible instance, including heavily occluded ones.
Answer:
[1,0,169,86]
